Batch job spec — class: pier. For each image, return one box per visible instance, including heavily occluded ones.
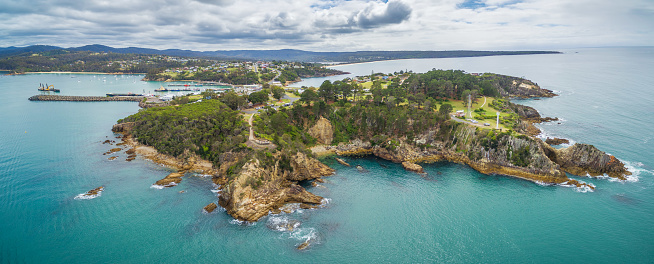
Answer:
[28,95,144,102]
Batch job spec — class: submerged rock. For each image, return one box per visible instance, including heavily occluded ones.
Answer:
[335,158,350,167]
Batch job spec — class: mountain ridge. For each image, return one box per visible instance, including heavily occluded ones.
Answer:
[0,44,561,62]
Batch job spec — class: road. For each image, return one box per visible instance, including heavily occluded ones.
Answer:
[268,69,281,85]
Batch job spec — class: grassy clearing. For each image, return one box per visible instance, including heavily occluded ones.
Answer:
[442,97,510,130]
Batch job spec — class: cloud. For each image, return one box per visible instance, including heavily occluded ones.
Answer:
[0,0,651,51]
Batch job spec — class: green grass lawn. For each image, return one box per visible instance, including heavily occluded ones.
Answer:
[442,97,510,129]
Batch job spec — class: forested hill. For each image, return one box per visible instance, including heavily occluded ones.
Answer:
[0,44,560,63]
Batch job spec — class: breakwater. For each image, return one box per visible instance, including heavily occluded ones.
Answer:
[28,95,144,102]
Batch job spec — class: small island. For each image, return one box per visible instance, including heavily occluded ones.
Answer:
[110,69,631,228]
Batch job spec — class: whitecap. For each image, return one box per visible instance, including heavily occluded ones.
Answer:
[558,180,595,193]
[74,192,102,200]
[74,187,104,200]
[320,198,331,207]
[229,219,256,226]
[150,182,176,189]
[266,216,301,232]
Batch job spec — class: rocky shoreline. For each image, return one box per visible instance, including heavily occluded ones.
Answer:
[112,122,334,223]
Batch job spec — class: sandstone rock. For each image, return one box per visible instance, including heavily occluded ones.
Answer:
[154,172,184,187]
[108,148,121,153]
[204,202,218,213]
[553,143,631,180]
[112,122,135,134]
[289,152,334,181]
[402,161,424,173]
[300,203,317,209]
[108,156,117,160]
[297,241,310,250]
[545,137,569,146]
[307,117,333,145]
[219,159,324,222]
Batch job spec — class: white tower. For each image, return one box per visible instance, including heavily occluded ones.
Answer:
[496,112,500,129]
[468,94,472,118]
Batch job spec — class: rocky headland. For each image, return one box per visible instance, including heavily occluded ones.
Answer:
[112,122,333,222]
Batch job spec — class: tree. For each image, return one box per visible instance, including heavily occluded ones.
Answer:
[300,89,319,102]
[248,91,269,105]
[220,90,246,110]
[439,103,453,117]
[272,86,285,101]
[318,80,334,102]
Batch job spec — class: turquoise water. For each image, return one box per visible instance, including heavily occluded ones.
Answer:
[1,48,653,263]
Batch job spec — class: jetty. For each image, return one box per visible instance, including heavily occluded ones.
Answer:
[28,95,144,102]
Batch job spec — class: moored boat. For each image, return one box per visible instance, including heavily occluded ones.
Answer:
[38,83,60,92]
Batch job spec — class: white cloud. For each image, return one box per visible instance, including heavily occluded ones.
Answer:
[0,0,651,51]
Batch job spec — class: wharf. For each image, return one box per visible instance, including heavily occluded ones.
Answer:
[28,95,144,102]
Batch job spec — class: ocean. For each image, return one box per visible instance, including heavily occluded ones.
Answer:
[1,47,653,263]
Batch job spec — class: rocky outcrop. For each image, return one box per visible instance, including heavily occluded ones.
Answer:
[219,157,325,222]
[551,143,632,180]
[307,117,333,145]
[288,152,334,181]
[545,137,569,146]
[204,203,218,213]
[402,161,424,173]
[112,122,136,134]
[335,121,625,187]
[492,76,557,98]
[154,172,184,187]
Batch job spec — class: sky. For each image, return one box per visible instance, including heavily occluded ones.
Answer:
[0,0,652,51]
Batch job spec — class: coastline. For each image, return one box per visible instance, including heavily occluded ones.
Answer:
[24,71,146,75]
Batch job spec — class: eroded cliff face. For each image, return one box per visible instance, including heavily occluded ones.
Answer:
[307,117,333,145]
[289,152,334,181]
[218,152,332,222]
[551,144,632,180]
[333,121,630,185]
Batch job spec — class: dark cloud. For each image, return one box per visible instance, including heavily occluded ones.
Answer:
[354,1,412,29]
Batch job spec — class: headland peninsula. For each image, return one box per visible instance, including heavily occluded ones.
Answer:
[107,69,631,235]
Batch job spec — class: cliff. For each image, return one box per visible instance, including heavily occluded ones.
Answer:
[332,121,630,186]
[548,143,632,180]
[218,152,332,221]
[307,117,334,145]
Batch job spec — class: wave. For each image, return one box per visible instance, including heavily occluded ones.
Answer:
[622,160,653,183]
[558,180,595,193]
[266,215,301,232]
[229,219,257,226]
[150,182,177,189]
[74,188,104,200]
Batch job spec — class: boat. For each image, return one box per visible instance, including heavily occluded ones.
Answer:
[155,85,195,92]
[106,93,144,97]
[38,83,60,92]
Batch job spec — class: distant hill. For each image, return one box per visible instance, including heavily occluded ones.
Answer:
[0,44,560,62]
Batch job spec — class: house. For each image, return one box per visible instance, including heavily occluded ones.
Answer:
[455,110,465,117]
